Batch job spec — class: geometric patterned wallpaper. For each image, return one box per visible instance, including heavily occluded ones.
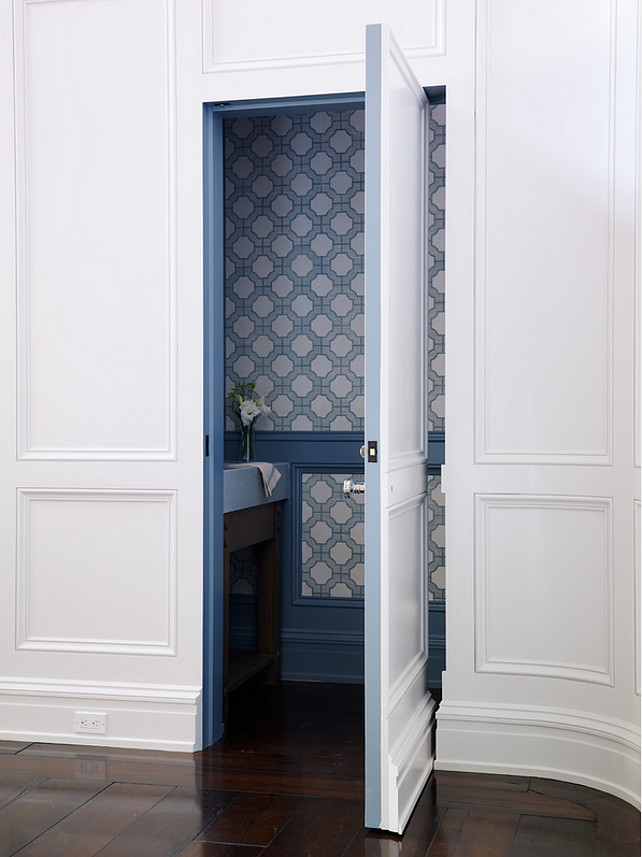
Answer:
[224,110,364,431]
[225,104,446,601]
[426,101,446,601]
[301,472,364,598]
[427,102,446,432]
[427,473,445,600]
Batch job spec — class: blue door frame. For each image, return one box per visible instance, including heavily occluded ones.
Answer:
[202,92,365,748]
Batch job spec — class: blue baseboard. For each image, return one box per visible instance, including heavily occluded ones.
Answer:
[281,629,365,683]
[229,601,445,687]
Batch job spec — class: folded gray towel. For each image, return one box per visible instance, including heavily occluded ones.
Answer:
[254,461,280,496]
[226,462,281,497]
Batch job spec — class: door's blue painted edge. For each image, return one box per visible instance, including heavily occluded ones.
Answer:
[202,105,225,748]
[364,21,384,831]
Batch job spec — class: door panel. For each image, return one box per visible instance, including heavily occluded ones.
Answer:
[364,23,434,833]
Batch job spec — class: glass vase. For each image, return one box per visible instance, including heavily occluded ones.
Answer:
[240,422,255,462]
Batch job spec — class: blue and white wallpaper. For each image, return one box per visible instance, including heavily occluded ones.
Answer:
[301,472,364,598]
[225,111,364,432]
[427,102,445,433]
[225,104,446,602]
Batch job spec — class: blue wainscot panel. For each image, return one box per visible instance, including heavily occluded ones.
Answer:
[226,429,446,687]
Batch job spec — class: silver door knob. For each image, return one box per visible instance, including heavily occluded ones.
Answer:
[343,478,365,497]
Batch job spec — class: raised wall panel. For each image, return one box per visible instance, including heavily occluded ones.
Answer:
[388,497,427,695]
[474,495,613,685]
[202,0,444,72]
[474,0,614,464]
[14,0,177,459]
[16,490,177,654]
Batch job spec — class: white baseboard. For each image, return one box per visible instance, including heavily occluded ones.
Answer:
[436,700,641,809]
[0,677,201,752]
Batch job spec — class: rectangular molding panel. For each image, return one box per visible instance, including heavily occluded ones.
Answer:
[16,489,177,655]
[13,0,177,460]
[473,0,615,464]
[202,0,445,72]
[474,494,614,685]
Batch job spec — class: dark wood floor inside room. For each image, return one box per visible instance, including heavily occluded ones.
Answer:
[0,682,638,856]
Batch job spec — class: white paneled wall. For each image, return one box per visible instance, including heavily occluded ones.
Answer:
[0,0,638,809]
[0,0,204,750]
[198,0,449,101]
[438,0,640,807]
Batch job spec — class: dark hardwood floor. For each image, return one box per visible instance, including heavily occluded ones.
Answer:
[0,683,638,856]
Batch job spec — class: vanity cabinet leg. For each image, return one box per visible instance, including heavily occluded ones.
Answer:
[257,503,281,685]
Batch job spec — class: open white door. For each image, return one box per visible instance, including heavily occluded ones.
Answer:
[364,23,435,833]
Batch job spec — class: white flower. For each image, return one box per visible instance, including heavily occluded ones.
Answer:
[240,400,261,426]
[227,381,270,428]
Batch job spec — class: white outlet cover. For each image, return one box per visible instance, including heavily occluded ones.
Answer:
[74,711,107,733]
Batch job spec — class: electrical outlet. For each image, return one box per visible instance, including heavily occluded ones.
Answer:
[74,711,107,734]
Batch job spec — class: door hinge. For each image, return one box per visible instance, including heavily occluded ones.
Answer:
[205,434,210,457]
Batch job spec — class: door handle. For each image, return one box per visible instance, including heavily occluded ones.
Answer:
[343,478,365,498]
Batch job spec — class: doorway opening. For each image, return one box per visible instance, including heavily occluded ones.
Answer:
[203,89,447,754]
[203,93,369,749]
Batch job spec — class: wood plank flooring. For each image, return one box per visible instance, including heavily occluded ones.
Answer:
[0,683,638,856]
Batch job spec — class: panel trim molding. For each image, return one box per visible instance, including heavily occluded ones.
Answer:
[16,489,178,655]
[13,0,178,461]
[201,0,445,74]
[474,494,614,686]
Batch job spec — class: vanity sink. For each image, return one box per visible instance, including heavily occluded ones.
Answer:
[223,462,290,513]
